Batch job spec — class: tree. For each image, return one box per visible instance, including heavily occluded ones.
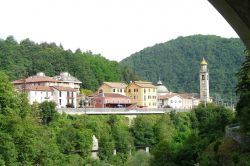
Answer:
[236,50,250,135]
[0,71,19,115]
[39,101,58,125]
[125,150,152,166]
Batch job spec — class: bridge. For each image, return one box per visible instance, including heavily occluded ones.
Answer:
[57,108,191,115]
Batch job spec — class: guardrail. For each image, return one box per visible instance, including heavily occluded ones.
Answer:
[57,108,191,115]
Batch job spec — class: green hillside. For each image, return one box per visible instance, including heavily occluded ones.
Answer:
[0,36,138,90]
[120,35,245,100]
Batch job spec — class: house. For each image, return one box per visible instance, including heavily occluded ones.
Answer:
[53,72,82,93]
[98,82,127,96]
[158,93,183,109]
[158,92,200,109]
[126,81,157,108]
[12,72,80,108]
[90,93,132,108]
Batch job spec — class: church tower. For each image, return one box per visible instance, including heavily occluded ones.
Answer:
[200,57,210,102]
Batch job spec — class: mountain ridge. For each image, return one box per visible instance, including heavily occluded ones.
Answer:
[120,35,245,100]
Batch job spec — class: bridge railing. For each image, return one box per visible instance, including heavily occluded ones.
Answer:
[57,108,191,114]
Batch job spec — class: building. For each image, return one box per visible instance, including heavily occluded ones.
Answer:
[53,72,82,93]
[158,92,200,109]
[156,79,169,96]
[13,72,80,108]
[98,82,127,96]
[90,93,131,108]
[199,57,211,102]
[126,81,157,108]
[156,78,200,109]
[158,93,182,109]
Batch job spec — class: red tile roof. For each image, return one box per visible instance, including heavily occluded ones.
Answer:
[13,76,58,84]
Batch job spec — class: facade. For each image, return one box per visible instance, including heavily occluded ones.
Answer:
[158,92,200,109]
[199,58,210,102]
[53,72,82,93]
[13,72,80,108]
[98,82,127,96]
[90,93,131,108]
[158,93,183,109]
[126,81,157,108]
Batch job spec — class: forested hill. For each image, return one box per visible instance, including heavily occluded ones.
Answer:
[0,36,138,90]
[120,35,245,99]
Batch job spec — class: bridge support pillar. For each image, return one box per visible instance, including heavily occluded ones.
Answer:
[125,115,137,126]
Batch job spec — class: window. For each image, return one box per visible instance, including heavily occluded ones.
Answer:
[59,99,62,105]
[148,89,151,92]
[113,89,115,92]
[144,89,146,93]
[128,89,131,93]
[202,75,205,80]
[120,89,122,92]
[59,91,62,97]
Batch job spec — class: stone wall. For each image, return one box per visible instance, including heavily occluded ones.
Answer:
[225,124,250,144]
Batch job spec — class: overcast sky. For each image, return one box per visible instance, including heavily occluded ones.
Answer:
[0,0,238,61]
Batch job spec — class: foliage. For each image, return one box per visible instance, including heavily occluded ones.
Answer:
[39,101,58,125]
[0,71,19,115]
[192,103,235,142]
[132,115,159,147]
[236,50,250,135]
[121,35,245,100]
[0,36,138,91]
[125,150,152,166]
[0,71,241,165]
[80,88,94,96]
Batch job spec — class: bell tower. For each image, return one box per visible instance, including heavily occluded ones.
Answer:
[200,57,210,102]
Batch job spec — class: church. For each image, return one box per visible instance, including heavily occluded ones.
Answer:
[157,58,210,109]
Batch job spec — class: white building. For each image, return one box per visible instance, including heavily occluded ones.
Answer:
[13,72,81,108]
[156,79,200,109]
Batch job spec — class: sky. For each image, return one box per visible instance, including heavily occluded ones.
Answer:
[0,0,238,61]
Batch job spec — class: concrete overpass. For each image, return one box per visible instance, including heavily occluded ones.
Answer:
[208,0,250,51]
[57,108,190,115]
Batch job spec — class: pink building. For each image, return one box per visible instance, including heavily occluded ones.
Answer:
[91,93,132,108]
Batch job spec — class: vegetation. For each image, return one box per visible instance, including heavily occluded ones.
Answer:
[0,71,249,165]
[236,50,250,136]
[121,35,245,100]
[0,36,139,91]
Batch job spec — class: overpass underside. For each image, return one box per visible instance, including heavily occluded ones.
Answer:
[208,0,250,51]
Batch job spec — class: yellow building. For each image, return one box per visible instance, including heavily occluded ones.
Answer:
[98,82,127,96]
[126,81,157,108]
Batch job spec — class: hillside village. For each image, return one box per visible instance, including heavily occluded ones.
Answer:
[12,58,211,110]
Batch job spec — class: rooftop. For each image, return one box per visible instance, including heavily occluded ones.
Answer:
[54,72,82,83]
[13,73,58,84]
[103,82,127,88]
[133,81,156,88]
